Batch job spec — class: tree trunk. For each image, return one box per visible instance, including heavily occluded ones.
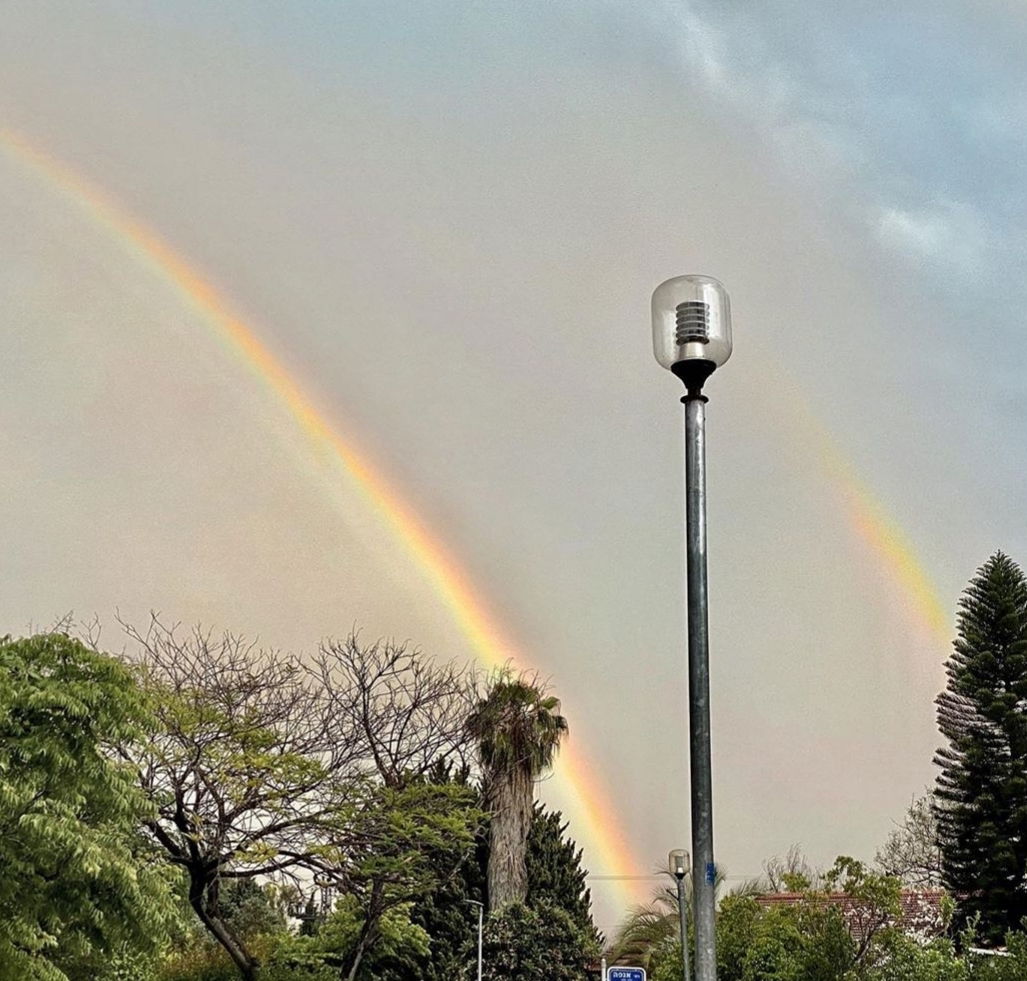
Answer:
[487,767,533,910]
[189,874,259,981]
[341,881,383,981]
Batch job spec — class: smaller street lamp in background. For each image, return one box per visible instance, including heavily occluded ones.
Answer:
[669,849,692,981]
[465,900,484,981]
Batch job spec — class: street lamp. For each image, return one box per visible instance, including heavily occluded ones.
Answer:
[465,900,484,981]
[669,849,692,981]
[653,275,732,981]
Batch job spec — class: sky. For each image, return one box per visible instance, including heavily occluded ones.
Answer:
[3,0,1027,935]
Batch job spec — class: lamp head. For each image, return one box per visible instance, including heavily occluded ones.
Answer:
[652,275,732,396]
[669,848,690,877]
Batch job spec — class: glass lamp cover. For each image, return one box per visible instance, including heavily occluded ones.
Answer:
[652,275,732,370]
[669,849,689,875]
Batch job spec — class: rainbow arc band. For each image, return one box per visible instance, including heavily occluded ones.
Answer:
[0,129,650,910]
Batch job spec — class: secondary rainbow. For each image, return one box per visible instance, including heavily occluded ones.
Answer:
[782,382,951,650]
[0,130,651,909]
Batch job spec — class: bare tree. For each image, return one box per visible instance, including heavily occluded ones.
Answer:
[312,633,476,787]
[875,792,944,888]
[119,616,362,981]
[763,844,819,892]
[307,634,483,980]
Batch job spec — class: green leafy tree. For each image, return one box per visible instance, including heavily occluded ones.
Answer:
[0,633,177,980]
[715,892,855,981]
[265,896,430,981]
[409,803,600,981]
[307,780,483,981]
[477,901,599,981]
[465,672,568,910]
[871,934,967,981]
[935,553,1027,942]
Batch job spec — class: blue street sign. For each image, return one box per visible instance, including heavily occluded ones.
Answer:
[607,969,646,981]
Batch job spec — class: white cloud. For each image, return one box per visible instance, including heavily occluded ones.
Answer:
[875,203,988,271]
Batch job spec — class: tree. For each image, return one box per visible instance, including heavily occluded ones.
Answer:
[714,859,898,981]
[405,765,488,981]
[876,792,944,888]
[714,892,855,981]
[934,552,1027,942]
[608,866,732,971]
[307,639,484,980]
[265,896,431,981]
[0,633,176,980]
[306,779,483,981]
[607,887,681,973]
[526,804,597,940]
[312,634,474,789]
[120,618,361,980]
[465,672,568,910]
[477,901,599,981]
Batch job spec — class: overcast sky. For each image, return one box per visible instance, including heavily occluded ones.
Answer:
[3,1,1027,932]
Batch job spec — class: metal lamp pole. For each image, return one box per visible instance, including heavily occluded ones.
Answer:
[669,850,692,981]
[466,900,484,981]
[652,275,733,981]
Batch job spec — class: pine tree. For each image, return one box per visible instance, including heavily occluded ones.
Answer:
[526,805,598,944]
[934,552,1027,943]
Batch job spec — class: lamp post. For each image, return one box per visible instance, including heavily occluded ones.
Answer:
[465,900,484,981]
[652,275,732,981]
[669,849,692,981]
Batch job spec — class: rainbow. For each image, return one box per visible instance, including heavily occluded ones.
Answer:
[2,130,955,915]
[774,378,951,650]
[828,451,950,648]
[0,130,651,909]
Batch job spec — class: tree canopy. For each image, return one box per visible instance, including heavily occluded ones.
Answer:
[935,552,1027,941]
[0,633,176,980]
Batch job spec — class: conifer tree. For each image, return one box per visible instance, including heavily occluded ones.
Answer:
[934,551,1027,942]
[526,805,598,943]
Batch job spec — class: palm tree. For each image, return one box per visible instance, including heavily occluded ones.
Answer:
[606,885,683,971]
[466,671,568,911]
[607,868,737,970]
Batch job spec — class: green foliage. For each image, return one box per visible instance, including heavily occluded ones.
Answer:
[410,802,601,980]
[0,633,177,980]
[935,552,1027,942]
[264,896,430,981]
[407,827,486,981]
[466,671,568,910]
[713,859,910,981]
[466,674,569,778]
[526,805,597,938]
[320,778,482,978]
[715,893,856,981]
[476,901,599,981]
[215,880,290,944]
[871,934,968,981]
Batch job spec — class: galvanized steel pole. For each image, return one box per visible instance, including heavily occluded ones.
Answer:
[676,871,692,981]
[684,391,716,981]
